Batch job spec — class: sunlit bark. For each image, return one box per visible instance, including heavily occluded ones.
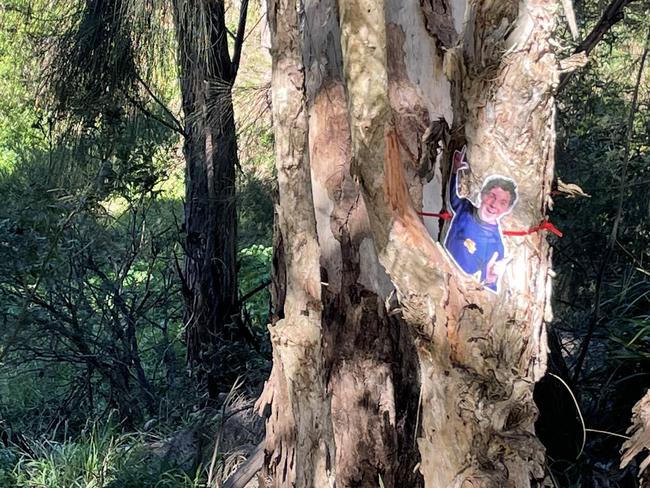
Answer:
[258,0,558,486]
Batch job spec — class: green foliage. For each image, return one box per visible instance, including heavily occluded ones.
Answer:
[237,167,274,249]
[0,0,188,430]
[45,0,178,123]
[239,244,272,329]
[554,4,650,360]
[607,281,650,361]
[0,107,189,429]
[0,0,271,484]
[237,115,275,250]
[5,422,201,488]
[0,446,19,486]
[0,0,48,171]
[543,3,650,486]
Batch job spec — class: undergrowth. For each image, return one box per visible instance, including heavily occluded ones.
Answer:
[1,421,203,488]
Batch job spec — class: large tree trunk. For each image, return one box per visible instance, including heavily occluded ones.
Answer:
[173,0,240,397]
[258,0,558,486]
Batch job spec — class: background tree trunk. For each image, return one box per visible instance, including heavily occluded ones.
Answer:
[173,0,240,397]
[258,0,558,486]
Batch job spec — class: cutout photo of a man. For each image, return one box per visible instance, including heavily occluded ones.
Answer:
[444,147,518,292]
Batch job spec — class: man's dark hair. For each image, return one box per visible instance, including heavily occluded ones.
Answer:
[481,177,517,208]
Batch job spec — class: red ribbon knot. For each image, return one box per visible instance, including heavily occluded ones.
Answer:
[416,211,563,238]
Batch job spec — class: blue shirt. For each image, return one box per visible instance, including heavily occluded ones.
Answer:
[444,173,504,291]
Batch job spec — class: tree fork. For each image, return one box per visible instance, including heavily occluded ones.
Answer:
[259,0,559,486]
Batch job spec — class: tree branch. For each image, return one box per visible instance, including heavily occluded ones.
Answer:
[557,0,638,92]
[221,441,264,488]
[134,74,186,137]
[239,279,271,305]
[571,24,650,383]
[576,0,638,57]
[231,0,249,80]
[128,94,186,138]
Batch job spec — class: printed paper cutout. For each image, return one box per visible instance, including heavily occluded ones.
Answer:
[443,146,518,293]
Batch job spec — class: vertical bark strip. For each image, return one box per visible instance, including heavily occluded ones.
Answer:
[257,0,335,486]
[302,1,422,485]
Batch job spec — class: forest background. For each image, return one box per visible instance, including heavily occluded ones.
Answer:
[0,0,649,486]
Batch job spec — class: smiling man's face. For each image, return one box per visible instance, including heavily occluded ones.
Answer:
[479,186,512,224]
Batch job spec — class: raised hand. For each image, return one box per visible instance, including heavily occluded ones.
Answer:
[452,145,469,174]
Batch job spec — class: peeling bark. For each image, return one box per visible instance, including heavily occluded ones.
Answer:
[420,0,462,48]
[255,0,334,486]
[259,0,558,486]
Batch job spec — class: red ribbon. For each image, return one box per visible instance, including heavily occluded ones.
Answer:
[418,210,453,219]
[416,211,563,238]
[503,220,563,237]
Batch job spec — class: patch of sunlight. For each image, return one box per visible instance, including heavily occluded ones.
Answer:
[124,267,150,287]
[0,150,17,175]
[154,160,185,200]
[101,195,130,217]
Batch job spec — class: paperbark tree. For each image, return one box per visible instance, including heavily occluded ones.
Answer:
[257,0,568,486]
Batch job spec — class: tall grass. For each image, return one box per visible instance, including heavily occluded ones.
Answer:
[4,421,202,488]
